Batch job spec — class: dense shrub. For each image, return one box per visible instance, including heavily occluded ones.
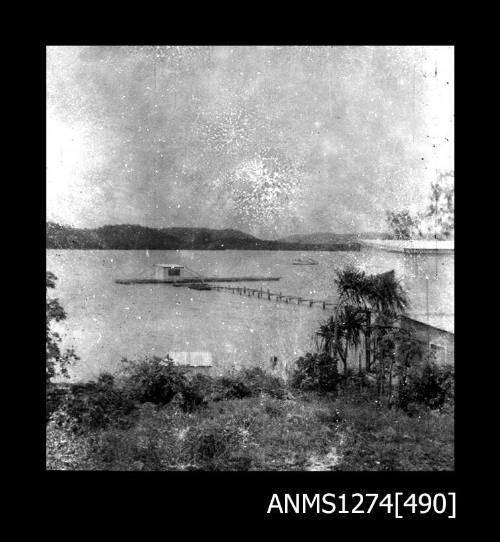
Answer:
[337,398,454,471]
[90,404,171,470]
[397,363,454,411]
[46,421,96,470]
[217,373,253,400]
[120,357,205,411]
[188,367,287,402]
[186,372,242,402]
[46,271,79,383]
[290,352,340,393]
[51,373,135,433]
[188,373,219,399]
[217,367,287,400]
[184,416,251,471]
[237,367,287,398]
[46,384,70,422]
[47,384,454,471]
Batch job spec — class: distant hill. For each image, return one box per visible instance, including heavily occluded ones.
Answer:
[46,222,362,251]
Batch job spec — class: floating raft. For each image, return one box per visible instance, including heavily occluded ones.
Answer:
[116,276,281,285]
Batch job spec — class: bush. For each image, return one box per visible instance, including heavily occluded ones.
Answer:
[46,384,70,422]
[51,373,135,433]
[188,373,219,400]
[189,367,287,402]
[336,398,454,471]
[237,367,287,398]
[91,404,171,470]
[290,353,340,393]
[120,357,205,411]
[184,417,250,470]
[46,421,96,470]
[398,363,454,411]
[218,374,253,400]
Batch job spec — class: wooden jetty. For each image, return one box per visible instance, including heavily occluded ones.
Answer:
[205,269,395,310]
[210,285,337,311]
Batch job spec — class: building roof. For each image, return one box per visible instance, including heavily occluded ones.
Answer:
[154,264,184,268]
[400,314,454,336]
[167,351,213,366]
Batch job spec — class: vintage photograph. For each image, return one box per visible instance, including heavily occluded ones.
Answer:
[46,45,454,471]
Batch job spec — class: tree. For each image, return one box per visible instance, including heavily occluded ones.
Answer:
[315,306,364,375]
[386,170,454,240]
[371,321,424,404]
[315,266,409,376]
[419,170,454,240]
[46,271,78,384]
[386,210,420,240]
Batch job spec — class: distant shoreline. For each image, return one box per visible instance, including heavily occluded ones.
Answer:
[46,222,362,251]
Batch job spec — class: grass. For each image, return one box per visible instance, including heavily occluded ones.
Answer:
[46,387,454,471]
[335,400,454,471]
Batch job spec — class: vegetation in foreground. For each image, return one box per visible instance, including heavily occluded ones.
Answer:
[46,266,454,471]
[46,359,454,471]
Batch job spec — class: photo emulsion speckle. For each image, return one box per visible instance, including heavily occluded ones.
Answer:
[46,46,454,471]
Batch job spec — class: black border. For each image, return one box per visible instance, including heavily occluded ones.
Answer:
[32,39,469,525]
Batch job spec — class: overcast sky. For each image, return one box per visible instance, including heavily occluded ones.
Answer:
[46,46,454,239]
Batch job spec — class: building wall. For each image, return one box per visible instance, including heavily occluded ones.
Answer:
[154,267,165,280]
[398,315,454,365]
[340,314,454,370]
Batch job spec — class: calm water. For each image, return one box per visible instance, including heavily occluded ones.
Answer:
[46,249,454,381]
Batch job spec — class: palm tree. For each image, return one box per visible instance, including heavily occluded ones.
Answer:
[334,266,409,317]
[365,271,409,317]
[316,265,410,374]
[316,301,365,375]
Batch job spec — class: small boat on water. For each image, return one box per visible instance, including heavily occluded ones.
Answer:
[187,283,212,290]
[292,257,319,265]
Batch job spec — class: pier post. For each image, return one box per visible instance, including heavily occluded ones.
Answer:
[267,289,270,300]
